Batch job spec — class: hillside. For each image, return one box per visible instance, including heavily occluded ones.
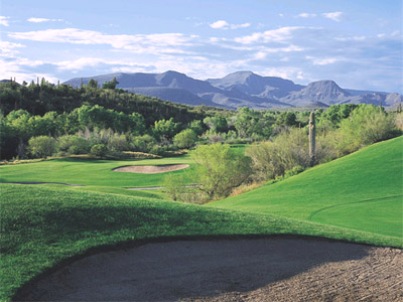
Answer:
[209,136,403,238]
[64,70,402,109]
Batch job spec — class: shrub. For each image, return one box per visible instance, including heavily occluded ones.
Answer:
[28,136,57,158]
[90,144,108,157]
[336,105,397,154]
[173,129,198,149]
[57,135,90,155]
[131,134,157,153]
[191,143,252,200]
[246,128,310,182]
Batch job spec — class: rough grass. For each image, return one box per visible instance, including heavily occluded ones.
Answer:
[209,136,403,240]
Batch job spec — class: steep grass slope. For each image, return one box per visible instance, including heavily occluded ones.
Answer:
[209,137,403,238]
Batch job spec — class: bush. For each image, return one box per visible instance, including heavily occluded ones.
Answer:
[57,135,90,155]
[28,136,57,158]
[336,105,397,154]
[191,143,252,200]
[246,128,310,182]
[90,144,108,157]
[173,129,198,149]
[131,134,157,153]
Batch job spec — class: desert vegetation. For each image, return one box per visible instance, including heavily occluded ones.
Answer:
[1,79,401,194]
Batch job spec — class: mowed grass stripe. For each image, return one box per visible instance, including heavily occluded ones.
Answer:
[209,136,403,238]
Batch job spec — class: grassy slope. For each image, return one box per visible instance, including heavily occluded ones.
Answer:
[1,184,378,302]
[209,136,403,238]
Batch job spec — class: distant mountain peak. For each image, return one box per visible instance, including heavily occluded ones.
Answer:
[304,80,349,97]
[63,70,399,109]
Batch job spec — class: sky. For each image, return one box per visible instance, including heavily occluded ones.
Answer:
[1,0,402,93]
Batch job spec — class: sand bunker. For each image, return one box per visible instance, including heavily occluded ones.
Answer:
[113,164,189,174]
[16,237,403,301]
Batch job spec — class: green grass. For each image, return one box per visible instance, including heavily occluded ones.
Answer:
[1,183,399,302]
[0,138,402,301]
[209,136,403,239]
[0,155,197,196]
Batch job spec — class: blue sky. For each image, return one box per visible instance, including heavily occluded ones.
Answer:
[1,0,402,92]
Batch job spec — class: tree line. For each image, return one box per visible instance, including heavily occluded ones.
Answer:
[1,78,401,202]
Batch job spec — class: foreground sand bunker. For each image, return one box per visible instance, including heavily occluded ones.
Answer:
[113,164,189,174]
[17,237,402,301]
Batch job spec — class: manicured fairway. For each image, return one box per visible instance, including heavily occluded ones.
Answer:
[209,136,403,239]
[0,156,196,196]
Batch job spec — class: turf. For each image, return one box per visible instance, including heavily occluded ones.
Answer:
[1,183,399,302]
[209,136,403,239]
[0,155,197,196]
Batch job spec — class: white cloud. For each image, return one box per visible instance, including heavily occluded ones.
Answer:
[335,35,366,42]
[0,41,25,57]
[27,17,64,23]
[298,13,317,18]
[210,20,251,30]
[306,56,341,66]
[0,16,10,27]
[9,28,197,54]
[260,67,306,81]
[210,20,229,29]
[234,26,303,44]
[322,12,344,22]
[253,45,304,60]
[56,57,107,71]
[0,57,58,84]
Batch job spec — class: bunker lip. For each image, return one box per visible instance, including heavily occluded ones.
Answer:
[113,164,189,174]
[14,236,403,302]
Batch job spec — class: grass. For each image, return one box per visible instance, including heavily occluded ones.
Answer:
[209,136,403,239]
[0,138,402,301]
[1,183,399,302]
[0,155,197,196]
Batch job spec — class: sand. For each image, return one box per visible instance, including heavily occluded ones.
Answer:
[15,237,403,302]
[113,164,189,174]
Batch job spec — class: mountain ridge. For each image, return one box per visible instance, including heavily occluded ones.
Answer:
[64,71,402,109]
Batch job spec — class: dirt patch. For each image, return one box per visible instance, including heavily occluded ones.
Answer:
[113,164,189,174]
[17,237,403,301]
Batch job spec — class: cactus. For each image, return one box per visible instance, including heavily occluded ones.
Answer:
[309,111,316,167]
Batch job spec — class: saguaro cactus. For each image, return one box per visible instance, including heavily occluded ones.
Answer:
[309,111,316,167]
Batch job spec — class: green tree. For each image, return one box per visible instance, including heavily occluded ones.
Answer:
[87,79,98,89]
[246,128,309,181]
[173,129,198,149]
[191,143,251,200]
[57,135,90,155]
[28,135,57,158]
[90,144,108,157]
[102,77,119,90]
[203,116,228,133]
[276,111,298,127]
[337,105,396,154]
[131,134,157,153]
[188,120,205,135]
[152,118,180,142]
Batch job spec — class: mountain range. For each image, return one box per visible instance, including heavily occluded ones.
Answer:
[64,70,402,109]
